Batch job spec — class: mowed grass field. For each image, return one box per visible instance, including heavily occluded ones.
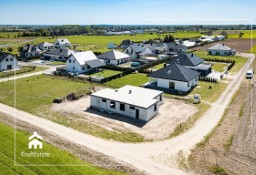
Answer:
[0,75,144,142]
[0,121,126,175]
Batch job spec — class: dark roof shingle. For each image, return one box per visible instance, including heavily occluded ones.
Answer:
[167,53,203,67]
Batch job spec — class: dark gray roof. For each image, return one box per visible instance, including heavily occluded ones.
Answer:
[167,53,204,67]
[98,50,130,60]
[129,44,145,53]
[0,52,12,63]
[86,59,104,68]
[149,63,200,82]
[44,48,73,57]
[120,39,133,46]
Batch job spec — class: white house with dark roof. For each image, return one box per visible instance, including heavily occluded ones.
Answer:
[98,50,130,65]
[148,63,200,93]
[207,43,236,56]
[20,44,42,59]
[37,42,54,50]
[54,38,71,48]
[90,85,164,121]
[66,51,104,74]
[0,52,18,71]
[43,48,75,61]
[124,44,145,58]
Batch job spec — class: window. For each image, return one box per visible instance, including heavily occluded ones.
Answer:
[169,82,175,89]
[160,95,162,101]
[102,98,106,103]
[110,101,115,108]
[6,58,9,62]
[10,58,13,61]
[130,106,135,110]
[69,59,71,63]
[73,60,75,63]
[87,65,91,69]
[154,104,157,111]
[82,67,85,70]
[73,66,75,70]
[131,50,134,54]
[120,103,125,111]
[188,81,190,87]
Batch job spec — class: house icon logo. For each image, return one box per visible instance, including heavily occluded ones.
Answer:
[28,132,43,149]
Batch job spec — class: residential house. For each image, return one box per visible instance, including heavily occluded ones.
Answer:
[167,53,212,76]
[98,50,130,65]
[54,38,71,48]
[37,42,54,50]
[107,43,118,49]
[90,85,164,121]
[66,51,104,74]
[20,44,42,59]
[120,39,133,49]
[124,44,145,58]
[0,52,18,71]
[155,43,187,54]
[42,48,75,61]
[148,63,200,93]
[207,43,236,56]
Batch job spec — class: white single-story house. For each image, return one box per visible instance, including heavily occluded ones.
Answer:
[149,63,200,93]
[207,43,236,56]
[98,50,130,65]
[43,48,75,61]
[0,52,18,71]
[37,42,54,50]
[54,38,71,48]
[90,85,164,121]
[66,51,104,74]
[124,44,145,58]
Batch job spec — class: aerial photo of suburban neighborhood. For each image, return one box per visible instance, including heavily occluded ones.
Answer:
[0,0,256,175]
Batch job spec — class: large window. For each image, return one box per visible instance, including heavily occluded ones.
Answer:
[69,59,71,63]
[160,95,162,101]
[169,82,175,89]
[120,103,125,111]
[130,106,135,110]
[110,101,115,109]
[102,98,106,103]
[154,104,157,111]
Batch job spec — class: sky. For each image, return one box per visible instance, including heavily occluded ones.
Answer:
[0,0,256,25]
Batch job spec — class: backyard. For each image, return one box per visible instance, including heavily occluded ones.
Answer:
[89,69,121,78]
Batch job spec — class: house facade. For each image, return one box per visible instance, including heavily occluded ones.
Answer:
[20,44,42,59]
[66,51,104,74]
[98,50,130,66]
[90,85,164,121]
[0,52,18,71]
[54,38,71,48]
[207,44,236,56]
[37,42,54,50]
[149,63,200,93]
[124,44,145,58]
[43,48,75,61]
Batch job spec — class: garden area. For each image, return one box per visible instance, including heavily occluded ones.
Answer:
[0,66,46,78]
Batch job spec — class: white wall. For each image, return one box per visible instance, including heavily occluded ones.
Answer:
[156,78,198,92]
[124,46,138,59]
[66,56,91,74]
[208,49,235,56]
[0,55,18,71]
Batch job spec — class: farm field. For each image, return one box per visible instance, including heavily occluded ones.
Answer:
[0,75,143,142]
[0,121,126,175]
[0,32,20,38]
[104,73,149,88]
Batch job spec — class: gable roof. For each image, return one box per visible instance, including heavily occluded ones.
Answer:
[149,63,200,82]
[0,52,12,63]
[128,44,145,53]
[167,53,204,67]
[207,43,233,51]
[44,48,74,57]
[55,38,70,45]
[37,42,54,48]
[70,51,104,68]
[120,39,133,46]
[98,50,130,60]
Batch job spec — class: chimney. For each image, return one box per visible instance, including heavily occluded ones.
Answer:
[191,53,194,57]
[129,90,132,94]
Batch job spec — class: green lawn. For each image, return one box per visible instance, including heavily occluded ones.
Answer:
[211,63,227,72]
[47,61,66,65]
[0,66,47,78]
[248,45,256,53]
[224,30,256,39]
[89,69,122,78]
[194,51,248,73]
[153,63,165,70]
[0,32,20,38]
[190,82,228,103]
[0,121,126,175]
[104,73,149,88]
[0,75,144,142]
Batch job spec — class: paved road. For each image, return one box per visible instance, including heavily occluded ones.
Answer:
[0,53,254,175]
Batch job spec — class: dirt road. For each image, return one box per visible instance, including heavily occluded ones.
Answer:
[0,53,254,175]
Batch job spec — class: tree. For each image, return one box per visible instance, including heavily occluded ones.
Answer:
[239,32,244,38]
[7,47,13,52]
[220,31,228,38]
[7,34,10,38]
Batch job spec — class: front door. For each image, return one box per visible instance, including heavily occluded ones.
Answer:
[136,109,139,119]
[7,65,12,70]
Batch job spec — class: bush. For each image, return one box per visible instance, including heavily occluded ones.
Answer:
[209,165,228,175]
[199,76,218,83]
[138,57,172,73]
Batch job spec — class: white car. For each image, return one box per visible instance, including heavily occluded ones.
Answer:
[246,69,254,79]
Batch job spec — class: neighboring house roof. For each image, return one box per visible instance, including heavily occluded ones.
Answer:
[120,39,133,46]
[207,43,233,51]
[44,48,74,57]
[149,63,200,82]
[0,52,12,63]
[91,85,163,109]
[55,38,71,45]
[167,53,204,67]
[70,51,104,68]
[128,44,145,53]
[37,42,54,48]
[21,44,41,53]
[98,50,130,60]
[144,43,158,51]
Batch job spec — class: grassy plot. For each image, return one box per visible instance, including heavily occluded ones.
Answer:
[194,51,248,73]
[0,75,144,142]
[0,122,126,175]
[89,69,122,78]
[0,32,20,38]
[225,30,256,39]
[47,61,66,65]
[0,66,47,78]
[190,82,228,103]
[104,73,149,88]
[211,63,227,72]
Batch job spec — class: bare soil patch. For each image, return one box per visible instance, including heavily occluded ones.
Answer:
[195,38,256,53]
[52,97,198,141]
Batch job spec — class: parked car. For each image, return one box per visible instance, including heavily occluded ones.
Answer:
[246,69,254,79]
